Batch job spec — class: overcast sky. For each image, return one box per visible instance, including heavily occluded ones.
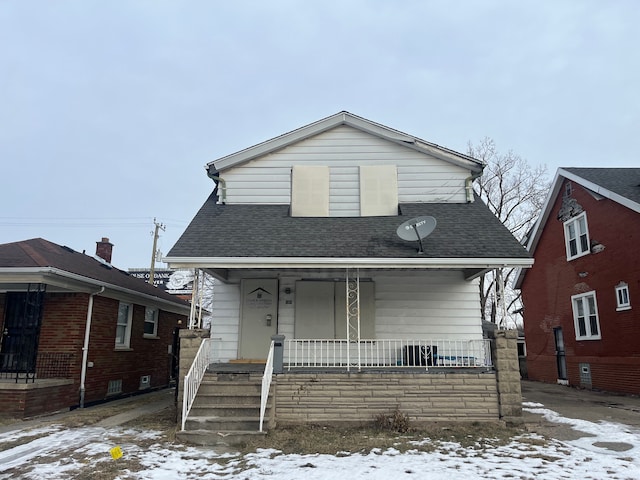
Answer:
[1,1,638,269]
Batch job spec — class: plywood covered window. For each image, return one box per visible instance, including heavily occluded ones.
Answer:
[294,281,375,339]
[360,165,398,216]
[291,165,329,217]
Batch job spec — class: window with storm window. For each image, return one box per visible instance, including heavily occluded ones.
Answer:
[571,291,601,340]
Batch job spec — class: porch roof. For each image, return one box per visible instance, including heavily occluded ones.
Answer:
[165,193,532,279]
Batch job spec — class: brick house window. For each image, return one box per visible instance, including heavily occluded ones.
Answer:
[615,283,631,311]
[107,379,122,395]
[564,212,590,260]
[116,302,133,348]
[144,307,159,337]
[571,291,601,340]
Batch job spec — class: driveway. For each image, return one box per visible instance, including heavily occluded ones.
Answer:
[521,379,640,449]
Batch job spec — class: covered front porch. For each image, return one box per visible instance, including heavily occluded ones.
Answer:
[177,328,522,446]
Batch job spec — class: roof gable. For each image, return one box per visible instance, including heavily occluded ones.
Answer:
[208,111,483,173]
[515,167,640,287]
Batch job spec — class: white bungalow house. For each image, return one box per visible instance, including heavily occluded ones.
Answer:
[166,112,532,441]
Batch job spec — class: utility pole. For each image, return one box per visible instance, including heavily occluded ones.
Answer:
[149,218,165,285]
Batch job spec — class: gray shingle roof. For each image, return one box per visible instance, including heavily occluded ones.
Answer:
[0,238,189,306]
[563,168,640,205]
[167,193,529,260]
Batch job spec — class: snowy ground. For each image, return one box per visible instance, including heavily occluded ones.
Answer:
[1,402,639,479]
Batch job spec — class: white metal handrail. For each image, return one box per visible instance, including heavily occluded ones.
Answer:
[285,338,492,370]
[259,340,275,432]
[181,338,214,431]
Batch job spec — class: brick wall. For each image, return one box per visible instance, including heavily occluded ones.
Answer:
[81,296,182,405]
[274,372,499,425]
[0,291,186,417]
[522,178,640,395]
[0,380,75,418]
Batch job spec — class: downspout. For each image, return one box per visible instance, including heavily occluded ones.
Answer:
[465,169,483,203]
[80,286,104,408]
[207,168,226,204]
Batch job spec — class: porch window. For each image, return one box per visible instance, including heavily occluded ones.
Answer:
[115,302,133,348]
[294,280,375,339]
[571,291,601,340]
[144,307,159,337]
[564,212,590,260]
[615,283,631,311]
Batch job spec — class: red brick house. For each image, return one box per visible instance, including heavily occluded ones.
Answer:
[0,237,190,417]
[516,168,640,395]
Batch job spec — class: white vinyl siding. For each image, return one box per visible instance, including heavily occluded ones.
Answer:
[374,271,482,340]
[571,291,601,340]
[210,270,482,361]
[209,280,241,362]
[220,126,469,206]
[564,212,590,260]
[291,165,330,216]
[360,165,398,216]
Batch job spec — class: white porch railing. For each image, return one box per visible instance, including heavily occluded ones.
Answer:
[285,339,492,370]
[259,340,275,432]
[181,338,216,431]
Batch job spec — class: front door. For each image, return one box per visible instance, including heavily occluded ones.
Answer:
[554,327,567,381]
[0,286,46,373]
[239,279,278,360]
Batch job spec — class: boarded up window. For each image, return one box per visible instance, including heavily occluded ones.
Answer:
[295,281,375,339]
[291,165,329,217]
[360,165,398,216]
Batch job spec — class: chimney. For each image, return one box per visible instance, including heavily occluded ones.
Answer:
[96,237,113,263]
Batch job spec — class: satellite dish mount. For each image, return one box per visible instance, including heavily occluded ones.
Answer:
[396,216,437,255]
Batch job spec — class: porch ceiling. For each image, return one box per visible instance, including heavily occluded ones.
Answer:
[178,265,507,283]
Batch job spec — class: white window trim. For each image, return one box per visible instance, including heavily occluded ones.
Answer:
[144,307,159,337]
[571,291,601,341]
[564,212,590,260]
[615,283,631,311]
[116,302,133,348]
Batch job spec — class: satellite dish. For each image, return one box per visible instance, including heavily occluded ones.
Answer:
[396,216,437,254]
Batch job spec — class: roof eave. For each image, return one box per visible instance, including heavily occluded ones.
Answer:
[165,256,533,270]
[0,267,191,315]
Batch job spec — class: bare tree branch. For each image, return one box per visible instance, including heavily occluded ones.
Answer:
[468,137,550,327]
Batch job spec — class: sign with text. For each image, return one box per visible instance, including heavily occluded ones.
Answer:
[128,269,194,295]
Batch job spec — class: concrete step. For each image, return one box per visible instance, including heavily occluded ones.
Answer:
[189,404,268,417]
[185,415,261,431]
[206,372,264,382]
[197,382,262,396]
[176,429,267,448]
[193,393,262,406]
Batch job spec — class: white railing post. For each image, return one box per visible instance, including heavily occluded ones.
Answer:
[260,341,275,432]
[181,338,213,431]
